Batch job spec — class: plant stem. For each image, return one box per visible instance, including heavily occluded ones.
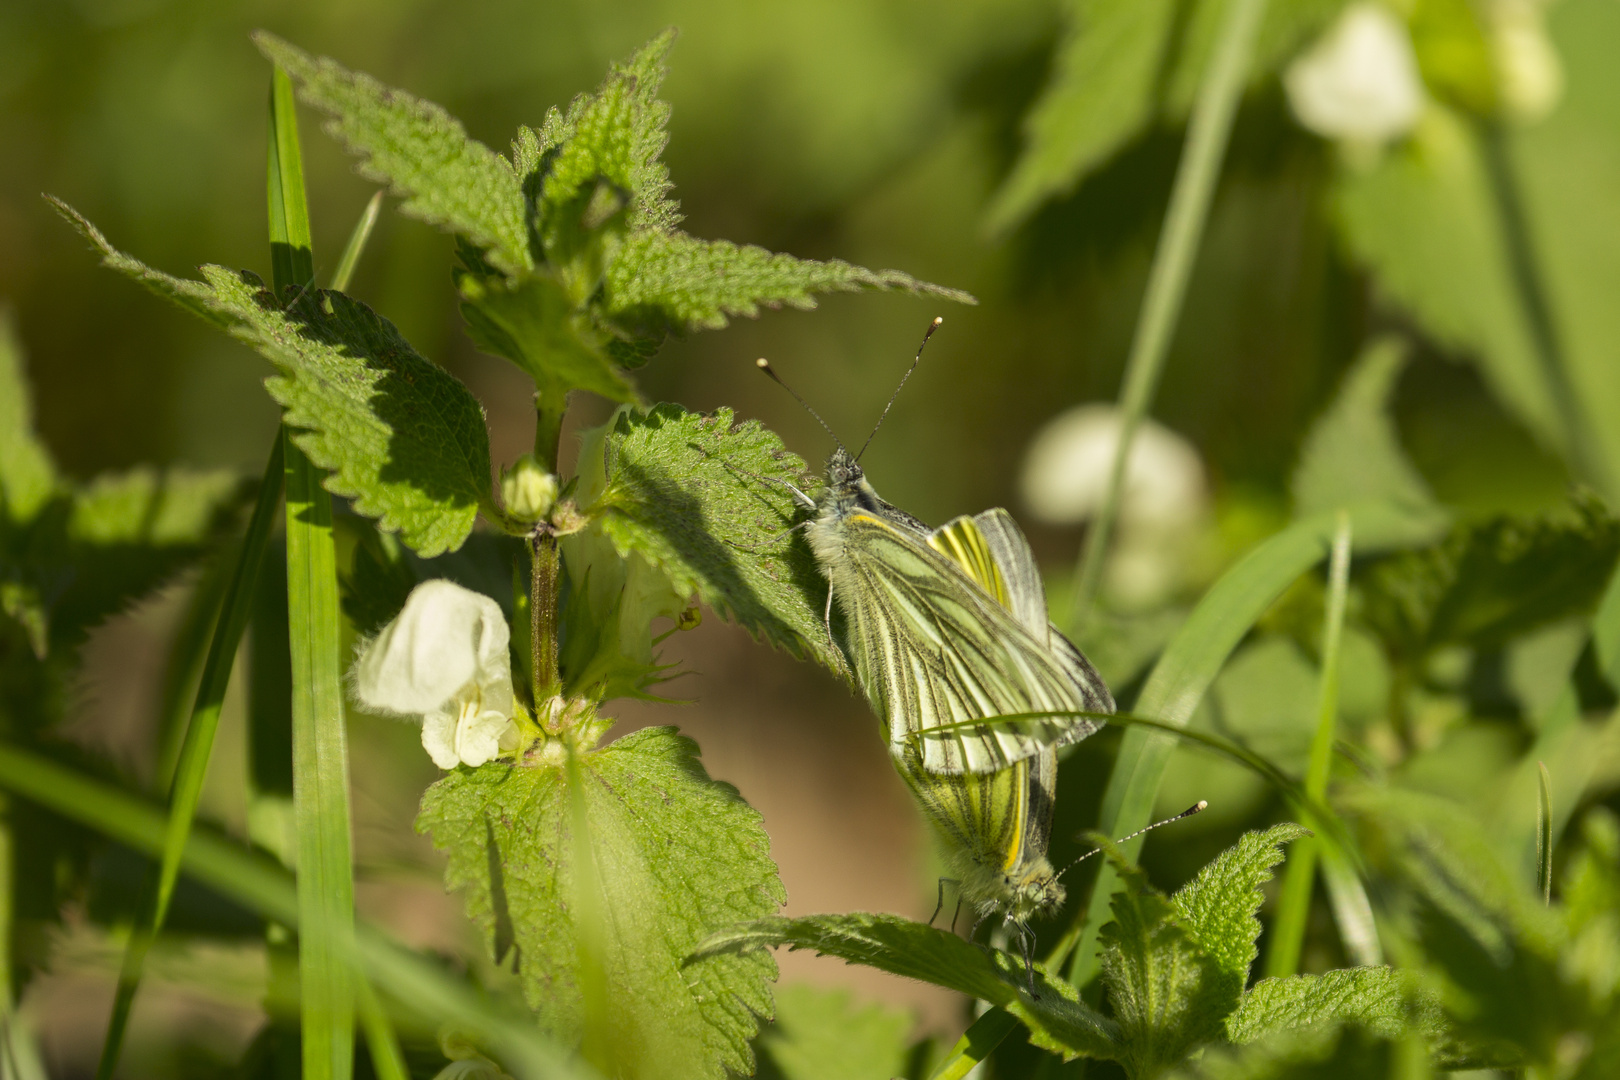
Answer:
[532,533,561,704]
[1265,511,1351,978]
[1068,0,1270,632]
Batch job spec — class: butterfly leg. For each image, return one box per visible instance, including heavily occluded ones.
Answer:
[1016,924,1040,1000]
[951,896,964,936]
[929,877,961,928]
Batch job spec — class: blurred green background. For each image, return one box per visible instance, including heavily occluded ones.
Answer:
[6,0,1620,1074]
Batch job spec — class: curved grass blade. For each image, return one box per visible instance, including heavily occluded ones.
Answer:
[271,65,356,1080]
[1536,760,1553,905]
[0,742,593,1080]
[1068,0,1271,628]
[1052,506,1410,985]
[926,1007,1018,1080]
[1266,512,1353,978]
[94,436,284,1080]
[331,191,383,293]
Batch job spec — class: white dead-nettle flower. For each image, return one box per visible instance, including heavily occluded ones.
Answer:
[1285,3,1425,146]
[1020,405,1210,608]
[352,579,518,770]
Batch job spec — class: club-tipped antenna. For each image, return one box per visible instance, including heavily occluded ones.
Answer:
[1056,801,1207,880]
[755,358,848,453]
[856,316,943,462]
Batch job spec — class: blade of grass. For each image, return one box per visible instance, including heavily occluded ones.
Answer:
[1051,505,1413,983]
[1265,512,1352,978]
[94,436,285,1080]
[330,191,383,292]
[1536,761,1553,905]
[271,65,356,1080]
[1319,844,1382,967]
[357,979,409,1080]
[1068,0,1270,629]
[0,741,593,1080]
[925,1007,1017,1080]
[152,555,230,790]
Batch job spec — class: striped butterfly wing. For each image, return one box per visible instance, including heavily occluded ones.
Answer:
[896,745,1057,887]
[839,507,1109,773]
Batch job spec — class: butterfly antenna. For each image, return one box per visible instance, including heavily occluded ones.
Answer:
[1056,801,1208,880]
[856,316,943,462]
[755,358,848,453]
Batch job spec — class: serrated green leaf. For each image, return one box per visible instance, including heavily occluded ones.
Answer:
[759,984,913,1080]
[1098,851,1230,1078]
[417,725,784,1080]
[690,912,1120,1062]
[1359,493,1620,660]
[558,521,688,703]
[1291,337,1445,534]
[1173,823,1310,997]
[1225,968,1422,1044]
[0,309,56,526]
[603,231,975,336]
[56,202,496,557]
[254,33,531,278]
[585,404,842,671]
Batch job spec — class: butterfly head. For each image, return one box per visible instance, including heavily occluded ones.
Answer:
[1002,859,1066,926]
[825,446,864,489]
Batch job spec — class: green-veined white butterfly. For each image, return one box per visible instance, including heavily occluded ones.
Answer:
[757,320,1115,777]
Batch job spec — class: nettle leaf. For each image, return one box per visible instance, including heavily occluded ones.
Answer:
[0,309,57,526]
[583,404,842,672]
[1359,493,1620,660]
[1172,823,1311,1002]
[759,984,915,1080]
[1098,850,1230,1078]
[988,0,1339,230]
[456,268,634,403]
[558,524,688,703]
[255,32,532,278]
[57,202,497,557]
[1291,336,1447,544]
[691,912,1120,1061]
[1225,968,1422,1044]
[417,724,784,1080]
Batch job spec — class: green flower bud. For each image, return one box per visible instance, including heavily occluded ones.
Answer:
[501,454,558,524]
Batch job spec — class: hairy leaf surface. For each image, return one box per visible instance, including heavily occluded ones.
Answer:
[417,725,783,1080]
[58,202,495,557]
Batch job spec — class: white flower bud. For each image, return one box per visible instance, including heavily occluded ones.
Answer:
[352,579,516,769]
[1285,3,1425,146]
[1019,405,1207,531]
[1490,0,1564,121]
[501,454,558,524]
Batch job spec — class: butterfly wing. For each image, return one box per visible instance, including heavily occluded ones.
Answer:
[836,508,1108,773]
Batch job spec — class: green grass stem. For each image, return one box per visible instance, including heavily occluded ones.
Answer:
[0,741,592,1080]
[926,1007,1017,1080]
[331,191,383,293]
[271,65,356,1080]
[1068,0,1270,629]
[94,435,285,1080]
[1536,761,1553,905]
[1265,512,1352,978]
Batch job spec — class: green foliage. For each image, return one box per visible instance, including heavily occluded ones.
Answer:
[689,911,1120,1062]
[988,0,1340,229]
[255,33,532,278]
[1173,1025,1417,1080]
[269,31,969,409]
[1224,968,1421,1044]
[417,723,785,1080]
[757,984,915,1080]
[582,404,842,672]
[1359,492,1620,661]
[54,201,497,557]
[0,310,55,528]
[1172,823,1310,997]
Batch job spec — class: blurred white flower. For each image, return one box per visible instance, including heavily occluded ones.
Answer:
[1020,405,1206,531]
[1019,405,1210,609]
[1285,3,1424,146]
[353,579,517,769]
[1488,0,1564,121]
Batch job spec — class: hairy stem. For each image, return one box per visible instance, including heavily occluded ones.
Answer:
[532,532,561,705]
